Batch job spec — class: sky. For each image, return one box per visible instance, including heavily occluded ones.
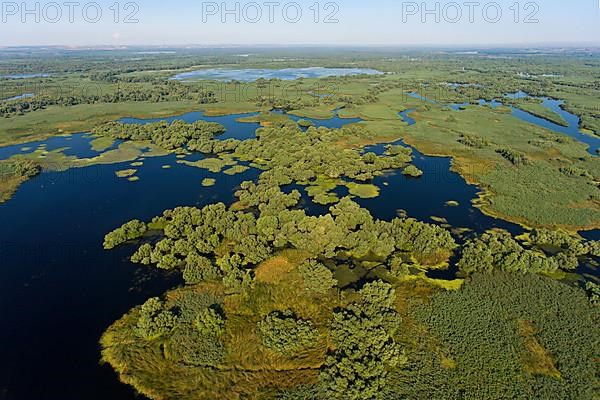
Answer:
[0,0,599,47]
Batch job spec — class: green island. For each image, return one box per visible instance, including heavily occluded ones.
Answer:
[100,189,599,399]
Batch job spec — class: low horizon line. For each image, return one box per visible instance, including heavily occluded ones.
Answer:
[1,42,599,50]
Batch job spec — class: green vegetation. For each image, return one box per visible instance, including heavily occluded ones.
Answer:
[3,50,598,232]
[508,97,568,126]
[0,81,216,119]
[585,281,600,305]
[457,230,582,274]
[404,103,600,230]
[298,260,337,294]
[103,219,147,249]
[201,178,216,187]
[135,297,177,340]
[92,119,227,151]
[402,165,424,177]
[90,117,416,205]
[0,159,41,203]
[99,177,599,399]
[115,169,137,178]
[397,273,600,400]
[320,281,407,399]
[257,311,320,356]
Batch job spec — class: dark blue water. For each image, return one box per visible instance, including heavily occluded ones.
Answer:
[362,139,522,236]
[171,67,382,82]
[517,97,598,155]
[0,149,259,400]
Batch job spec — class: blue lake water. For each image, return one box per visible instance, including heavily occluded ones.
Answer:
[0,104,597,400]
[171,67,383,82]
[2,73,51,79]
[3,93,34,101]
[0,133,119,161]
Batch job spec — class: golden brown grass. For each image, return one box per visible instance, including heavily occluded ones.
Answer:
[518,319,562,379]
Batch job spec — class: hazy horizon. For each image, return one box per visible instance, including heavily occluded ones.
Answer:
[1,0,598,47]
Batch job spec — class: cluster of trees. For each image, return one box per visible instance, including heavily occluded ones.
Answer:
[401,165,424,177]
[495,147,532,166]
[298,260,337,294]
[103,219,147,250]
[257,311,319,356]
[166,291,226,367]
[90,72,165,83]
[231,122,414,193]
[0,159,42,203]
[338,81,401,106]
[585,281,600,305]
[1,82,216,118]
[92,120,227,152]
[195,307,225,337]
[559,165,594,180]
[253,96,320,111]
[529,228,600,257]
[89,117,422,206]
[458,133,489,148]
[104,190,457,298]
[457,230,597,274]
[135,297,177,340]
[320,281,407,399]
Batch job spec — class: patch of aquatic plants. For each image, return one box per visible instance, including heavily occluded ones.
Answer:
[396,272,600,400]
[92,118,419,205]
